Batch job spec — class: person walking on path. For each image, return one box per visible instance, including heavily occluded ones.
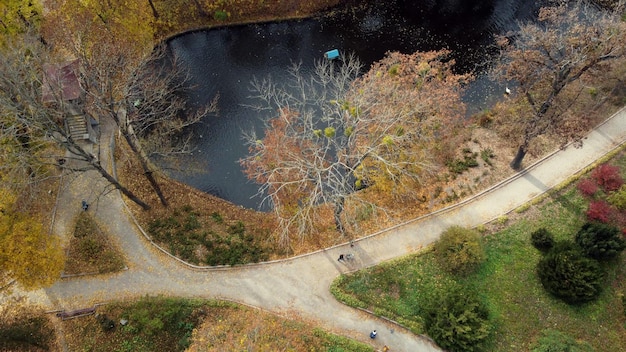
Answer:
[370,330,377,339]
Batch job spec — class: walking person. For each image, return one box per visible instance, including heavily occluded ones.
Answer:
[370,330,377,339]
[337,254,345,261]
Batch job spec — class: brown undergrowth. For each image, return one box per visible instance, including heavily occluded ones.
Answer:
[117,121,523,260]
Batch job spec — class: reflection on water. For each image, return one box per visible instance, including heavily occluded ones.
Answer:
[164,0,543,210]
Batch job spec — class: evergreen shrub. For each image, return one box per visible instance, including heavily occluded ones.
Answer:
[575,222,625,260]
[537,244,604,304]
[531,228,554,252]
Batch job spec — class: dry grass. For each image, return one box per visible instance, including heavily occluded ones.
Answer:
[63,212,126,276]
[0,298,59,352]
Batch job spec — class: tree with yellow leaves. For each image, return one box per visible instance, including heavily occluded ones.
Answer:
[0,188,63,291]
[0,0,42,44]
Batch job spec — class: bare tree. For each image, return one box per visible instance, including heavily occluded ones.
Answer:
[242,51,468,246]
[497,1,626,170]
[74,37,217,207]
[39,0,216,207]
[0,32,151,210]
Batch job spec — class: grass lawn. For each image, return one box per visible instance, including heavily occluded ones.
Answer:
[333,156,626,351]
[62,296,373,352]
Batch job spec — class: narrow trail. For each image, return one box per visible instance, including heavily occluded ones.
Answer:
[42,107,626,351]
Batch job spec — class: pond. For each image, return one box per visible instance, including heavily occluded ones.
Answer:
[163,0,543,211]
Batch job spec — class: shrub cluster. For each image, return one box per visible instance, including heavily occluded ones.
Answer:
[148,207,268,266]
[433,226,485,274]
[577,163,625,224]
[446,148,479,174]
[535,221,625,305]
[591,163,623,192]
[119,296,205,350]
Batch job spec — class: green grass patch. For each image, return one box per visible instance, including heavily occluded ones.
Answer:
[64,212,126,275]
[332,172,626,351]
[147,206,269,266]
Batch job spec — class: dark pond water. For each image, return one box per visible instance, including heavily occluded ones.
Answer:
[164,0,543,210]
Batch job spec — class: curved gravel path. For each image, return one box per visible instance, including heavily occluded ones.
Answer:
[42,107,626,351]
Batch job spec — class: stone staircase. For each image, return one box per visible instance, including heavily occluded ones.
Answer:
[65,113,90,141]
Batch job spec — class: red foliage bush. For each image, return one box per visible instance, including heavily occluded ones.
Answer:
[577,178,598,197]
[591,164,624,193]
[586,200,614,223]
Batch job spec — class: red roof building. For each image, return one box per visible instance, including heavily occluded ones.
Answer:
[41,59,81,103]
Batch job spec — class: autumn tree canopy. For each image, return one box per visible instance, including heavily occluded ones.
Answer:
[498,1,626,169]
[242,51,468,246]
[0,188,63,291]
[0,0,42,44]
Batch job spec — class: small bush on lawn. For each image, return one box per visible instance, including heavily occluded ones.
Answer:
[423,285,491,352]
[433,226,485,274]
[607,184,626,210]
[531,329,593,352]
[585,200,614,223]
[591,163,623,193]
[576,178,598,197]
[575,222,625,260]
[537,243,604,304]
[531,228,554,252]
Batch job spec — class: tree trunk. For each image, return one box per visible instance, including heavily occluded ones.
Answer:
[121,130,168,206]
[147,0,159,19]
[91,158,151,210]
[510,145,527,170]
[333,196,346,237]
[191,0,209,18]
[116,107,168,206]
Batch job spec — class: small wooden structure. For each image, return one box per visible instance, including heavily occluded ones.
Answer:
[42,60,81,103]
[56,306,96,320]
[41,60,97,143]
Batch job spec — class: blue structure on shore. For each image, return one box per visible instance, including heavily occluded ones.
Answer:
[324,49,340,60]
